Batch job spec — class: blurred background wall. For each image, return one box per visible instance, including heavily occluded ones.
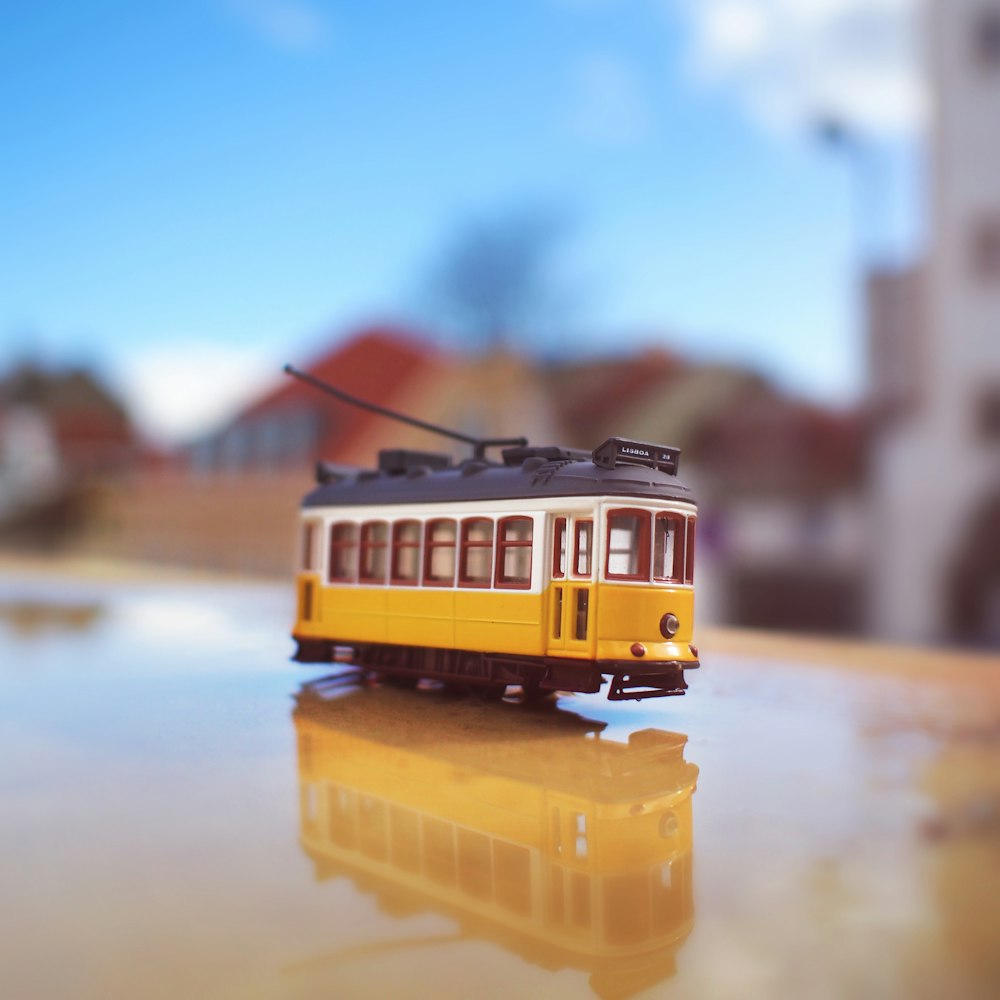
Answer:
[0,1,996,648]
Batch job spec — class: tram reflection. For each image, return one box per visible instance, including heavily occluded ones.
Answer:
[293,678,698,997]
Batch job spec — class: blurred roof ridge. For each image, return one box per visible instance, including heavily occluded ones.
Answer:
[239,323,445,425]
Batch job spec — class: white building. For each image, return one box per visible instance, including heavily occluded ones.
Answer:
[870,0,1000,646]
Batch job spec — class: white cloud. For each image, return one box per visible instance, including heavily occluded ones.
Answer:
[571,52,653,145]
[670,0,925,135]
[114,343,281,446]
[224,0,331,52]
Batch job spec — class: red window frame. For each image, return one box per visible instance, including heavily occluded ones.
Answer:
[301,521,317,571]
[459,517,494,588]
[359,521,389,584]
[391,520,421,585]
[685,517,696,585]
[495,516,533,589]
[573,519,593,577]
[653,512,686,584]
[552,517,567,579]
[423,518,458,586]
[605,508,652,582]
[328,521,359,583]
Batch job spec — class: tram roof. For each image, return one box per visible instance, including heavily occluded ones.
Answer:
[301,441,696,510]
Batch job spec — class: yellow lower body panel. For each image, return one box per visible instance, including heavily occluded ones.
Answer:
[303,578,545,656]
[295,576,698,668]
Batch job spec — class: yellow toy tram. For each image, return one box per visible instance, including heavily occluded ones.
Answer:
[287,366,699,701]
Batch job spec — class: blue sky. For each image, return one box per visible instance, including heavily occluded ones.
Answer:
[0,0,924,442]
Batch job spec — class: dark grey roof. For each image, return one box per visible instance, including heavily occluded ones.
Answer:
[301,454,696,509]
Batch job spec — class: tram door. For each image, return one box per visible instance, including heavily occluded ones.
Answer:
[547,516,595,657]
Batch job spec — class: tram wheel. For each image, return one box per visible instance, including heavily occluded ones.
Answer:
[383,673,418,689]
[473,683,507,701]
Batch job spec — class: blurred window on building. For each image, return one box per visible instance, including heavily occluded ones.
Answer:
[974,8,1000,69]
[220,424,251,472]
[289,409,321,461]
[977,386,1000,441]
[972,216,1000,282]
[255,416,284,468]
[867,266,924,419]
[189,438,216,476]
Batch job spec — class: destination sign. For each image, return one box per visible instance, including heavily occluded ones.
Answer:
[592,437,680,475]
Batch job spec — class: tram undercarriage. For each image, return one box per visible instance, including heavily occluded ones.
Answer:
[292,637,696,700]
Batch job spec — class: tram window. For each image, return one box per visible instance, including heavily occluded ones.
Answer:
[328,522,358,583]
[457,829,492,899]
[389,806,420,873]
[301,521,318,571]
[604,873,650,945]
[685,517,696,584]
[328,786,356,849]
[651,860,682,932]
[575,590,589,641]
[573,811,588,859]
[606,509,651,581]
[423,817,456,886]
[494,842,532,916]
[301,783,317,826]
[424,519,458,586]
[496,517,533,588]
[653,512,686,583]
[358,795,388,861]
[571,871,591,928]
[550,867,566,923]
[574,520,593,577]
[552,517,567,579]
[459,518,494,587]
[359,521,388,583]
[391,520,421,584]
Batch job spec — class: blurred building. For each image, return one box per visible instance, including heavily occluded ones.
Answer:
[869,0,1000,647]
[189,326,559,472]
[0,364,135,545]
[548,353,866,634]
[100,326,561,575]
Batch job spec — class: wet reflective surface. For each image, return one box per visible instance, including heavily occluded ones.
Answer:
[2,566,999,999]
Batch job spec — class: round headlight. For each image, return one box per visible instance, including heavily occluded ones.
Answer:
[659,811,678,838]
[659,613,679,639]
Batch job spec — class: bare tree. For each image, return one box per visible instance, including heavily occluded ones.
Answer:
[422,205,575,352]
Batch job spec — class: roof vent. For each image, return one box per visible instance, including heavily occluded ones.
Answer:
[460,459,491,476]
[315,461,365,484]
[502,445,589,467]
[378,449,453,475]
[592,437,680,475]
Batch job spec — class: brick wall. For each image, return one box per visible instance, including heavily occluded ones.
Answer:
[89,470,307,577]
